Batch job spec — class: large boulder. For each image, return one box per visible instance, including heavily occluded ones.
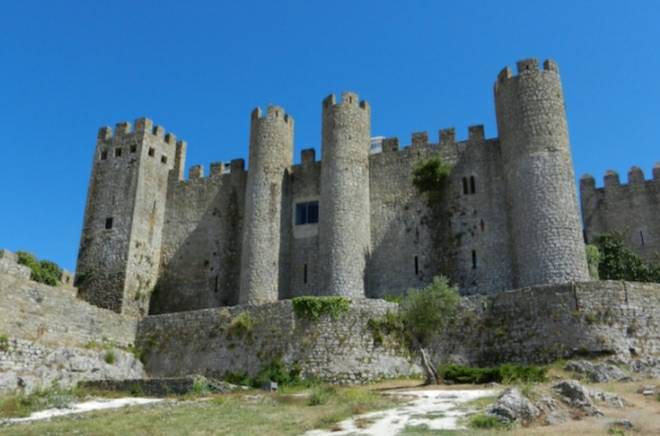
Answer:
[487,388,540,424]
[564,360,628,383]
[552,380,602,416]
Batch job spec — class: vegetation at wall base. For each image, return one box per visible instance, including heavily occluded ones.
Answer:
[292,296,351,321]
[15,251,63,286]
[438,363,547,384]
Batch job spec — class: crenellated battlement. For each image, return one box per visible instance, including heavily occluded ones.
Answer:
[580,164,660,192]
[96,117,180,146]
[494,58,560,90]
[251,106,294,127]
[175,158,246,185]
[322,92,369,111]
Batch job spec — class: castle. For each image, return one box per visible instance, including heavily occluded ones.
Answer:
[2,57,659,391]
[74,57,654,318]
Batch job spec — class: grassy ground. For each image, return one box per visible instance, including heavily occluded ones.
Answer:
[0,380,416,436]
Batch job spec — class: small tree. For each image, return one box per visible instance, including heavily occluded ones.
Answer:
[400,276,459,384]
[596,233,660,282]
[412,155,452,203]
[16,251,62,286]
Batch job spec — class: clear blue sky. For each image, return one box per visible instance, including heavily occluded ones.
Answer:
[1,0,659,271]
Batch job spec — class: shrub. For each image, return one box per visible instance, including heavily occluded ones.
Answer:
[0,335,8,352]
[596,233,660,282]
[16,251,62,286]
[292,296,351,321]
[104,350,116,365]
[367,311,406,347]
[252,358,302,388]
[226,311,255,338]
[307,386,336,406]
[191,375,210,396]
[468,413,509,430]
[400,276,459,345]
[438,363,546,384]
[412,155,452,203]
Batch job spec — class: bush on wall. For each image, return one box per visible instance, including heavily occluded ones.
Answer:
[16,251,62,286]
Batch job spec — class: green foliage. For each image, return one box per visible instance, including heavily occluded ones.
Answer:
[226,311,255,339]
[191,375,211,396]
[438,363,547,384]
[367,311,407,347]
[400,276,459,345]
[0,385,76,418]
[103,350,116,365]
[595,233,660,282]
[382,294,403,304]
[307,386,336,406]
[468,413,510,430]
[585,244,601,279]
[412,154,452,203]
[292,296,351,321]
[0,335,8,352]
[252,358,302,388]
[16,251,63,286]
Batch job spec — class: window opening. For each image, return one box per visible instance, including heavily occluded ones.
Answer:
[470,176,476,194]
[640,231,645,247]
[100,150,108,160]
[105,217,113,229]
[462,177,468,195]
[414,256,419,275]
[295,201,319,225]
[303,264,308,284]
[130,145,137,153]
[161,155,168,164]
[115,148,122,158]
[471,250,477,269]
[148,147,155,157]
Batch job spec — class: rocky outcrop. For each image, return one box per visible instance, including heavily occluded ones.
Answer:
[564,360,629,383]
[552,380,602,416]
[486,388,540,423]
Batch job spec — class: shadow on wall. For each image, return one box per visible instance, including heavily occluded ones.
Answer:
[149,184,244,314]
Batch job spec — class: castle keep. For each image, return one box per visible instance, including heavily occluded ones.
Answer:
[74,58,595,316]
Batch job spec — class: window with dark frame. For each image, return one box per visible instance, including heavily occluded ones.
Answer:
[295,201,319,225]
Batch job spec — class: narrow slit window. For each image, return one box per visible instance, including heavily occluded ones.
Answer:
[105,217,114,230]
[470,176,476,194]
[480,219,485,232]
[115,148,122,158]
[214,275,219,293]
[161,155,168,164]
[462,177,469,195]
[414,256,419,275]
[303,264,308,284]
[148,147,155,157]
[640,231,645,247]
[472,250,477,269]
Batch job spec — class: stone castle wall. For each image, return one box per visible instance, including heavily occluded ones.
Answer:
[137,299,419,384]
[0,254,144,393]
[581,166,660,262]
[430,281,660,366]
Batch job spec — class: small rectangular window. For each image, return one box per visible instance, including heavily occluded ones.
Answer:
[295,201,319,225]
[470,176,476,194]
[472,250,477,269]
[462,177,468,195]
[115,148,122,157]
[148,147,155,157]
[105,217,114,229]
[100,150,108,160]
[303,264,308,284]
[161,155,168,164]
[640,231,645,247]
[414,256,419,275]
[130,145,137,153]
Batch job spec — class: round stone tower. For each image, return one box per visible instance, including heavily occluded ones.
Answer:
[239,106,293,304]
[318,92,371,297]
[494,58,589,288]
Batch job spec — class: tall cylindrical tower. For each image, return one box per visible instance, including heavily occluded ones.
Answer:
[495,58,589,288]
[239,106,293,304]
[318,92,371,297]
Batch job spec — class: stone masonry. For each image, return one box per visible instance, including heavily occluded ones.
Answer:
[75,57,600,315]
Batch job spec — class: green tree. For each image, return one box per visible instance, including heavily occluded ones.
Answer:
[596,233,660,282]
[16,251,62,286]
[412,154,452,203]
[585,244,601,279]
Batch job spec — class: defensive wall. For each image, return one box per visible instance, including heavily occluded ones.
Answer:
[0,250,143,393]
[581,165,660,262]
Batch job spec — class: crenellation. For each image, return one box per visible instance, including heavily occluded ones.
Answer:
[301,148,316,165]
[189,164,204,179]
[134,117,153,133]
[604,169,620,188]
[230,158,245,173]
[210,161,225,176]
[654,162,660,180]
[439,127,456,145]
[164,132,176,145]
[580,174,596,191]
[516,58,540,74]
[97,126,112,141]
[382,137,399,152]
[411,131,428,147]
[543,58,559,73]
[114,121,131,137]
[467,124,485,141]
[152,125,165,138]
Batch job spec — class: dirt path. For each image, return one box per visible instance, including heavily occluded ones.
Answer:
[305,388,497,435]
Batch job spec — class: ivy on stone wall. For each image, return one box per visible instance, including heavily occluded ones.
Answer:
[16,251,62,287]
[292,296,351,321]
[585,244,601,280]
